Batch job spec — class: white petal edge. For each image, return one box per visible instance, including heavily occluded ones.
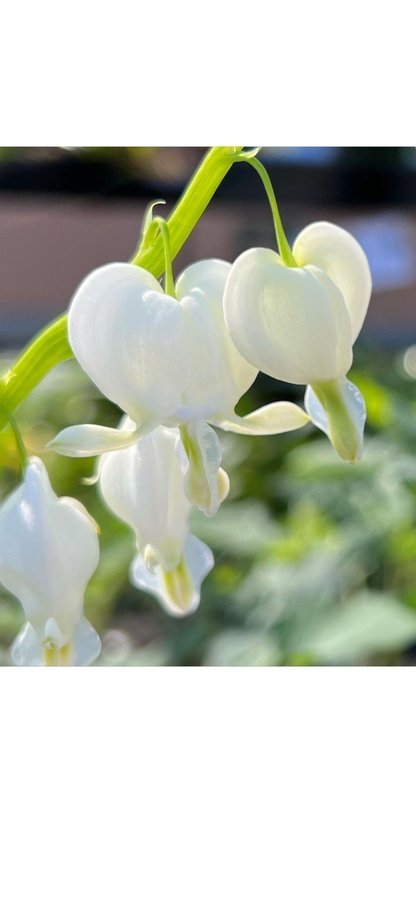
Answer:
[48,424,145,457]
[130,535,214,618]
[214,401,310,435]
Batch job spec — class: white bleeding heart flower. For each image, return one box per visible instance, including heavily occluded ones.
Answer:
[224,222,372,462]
[0,457,100,666]
[98,421,214,617]
[50,259,309,514]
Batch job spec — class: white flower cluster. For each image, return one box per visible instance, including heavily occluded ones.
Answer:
[0,221,371,665]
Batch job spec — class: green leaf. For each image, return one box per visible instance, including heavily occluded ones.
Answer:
[204,629,280,666]
[300,592,416,663]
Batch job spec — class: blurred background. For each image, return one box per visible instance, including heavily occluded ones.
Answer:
[1,146,416,665]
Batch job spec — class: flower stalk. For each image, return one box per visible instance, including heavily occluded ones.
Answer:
[235,152,297,267]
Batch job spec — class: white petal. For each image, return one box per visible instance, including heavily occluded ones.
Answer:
[224,247,353,385]
[11,622,42,666]
[48,423,143,457]
[293,221,372,342]
[99,425,190,570]
[0,456,99,644]
[43,617,65,648]
[11,616,101,666]
[180,421,226,517]
[72,616,102,666]
[215,400,309,435]
[68,262,187,423]
[305,377,366,462]
[130,534,214,617]
[175,259,258,420]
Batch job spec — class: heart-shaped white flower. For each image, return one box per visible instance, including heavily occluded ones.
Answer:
[224,222,372,461]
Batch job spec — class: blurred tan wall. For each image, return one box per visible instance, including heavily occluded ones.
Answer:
[1,195,416,346]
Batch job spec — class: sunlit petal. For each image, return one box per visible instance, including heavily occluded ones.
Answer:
[48,423,144,457]
[293,221,372,342]
[224,248,352,384]
[68,262,187,423]
[215,400,309,435]
[175,259,258,420]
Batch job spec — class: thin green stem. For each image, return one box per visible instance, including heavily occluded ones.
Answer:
[0,146,244,427]
[152,217,175,296]
[236,154,297,267]
[0,407,28,473]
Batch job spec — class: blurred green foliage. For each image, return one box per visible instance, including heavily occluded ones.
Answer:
[2,343,416,666]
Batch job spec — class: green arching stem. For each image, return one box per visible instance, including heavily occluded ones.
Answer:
[152,217,175,296]
[0,316,72,430]
[0,146,245,427]
[235,154,297,267]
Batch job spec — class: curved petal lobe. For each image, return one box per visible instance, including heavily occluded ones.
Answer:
[48,423,144,457]
[68,262,187,423]
[293,221,372,342]
[175,258,258,420]
[215,401,309,435]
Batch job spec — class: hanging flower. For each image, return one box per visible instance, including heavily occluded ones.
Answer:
[50,259,309,514]
[98,420,214,616]
[0,457,100,666]
[223,222,372,461]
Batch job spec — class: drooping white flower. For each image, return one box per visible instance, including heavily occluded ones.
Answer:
[223,222,372,461]
[0,457,100,666]
[50,259,309,514]
[98,420,214,616]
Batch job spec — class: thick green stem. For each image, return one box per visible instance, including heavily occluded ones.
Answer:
[131,146,243,271]
[0,316,71,429]
[0,146,244,427]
